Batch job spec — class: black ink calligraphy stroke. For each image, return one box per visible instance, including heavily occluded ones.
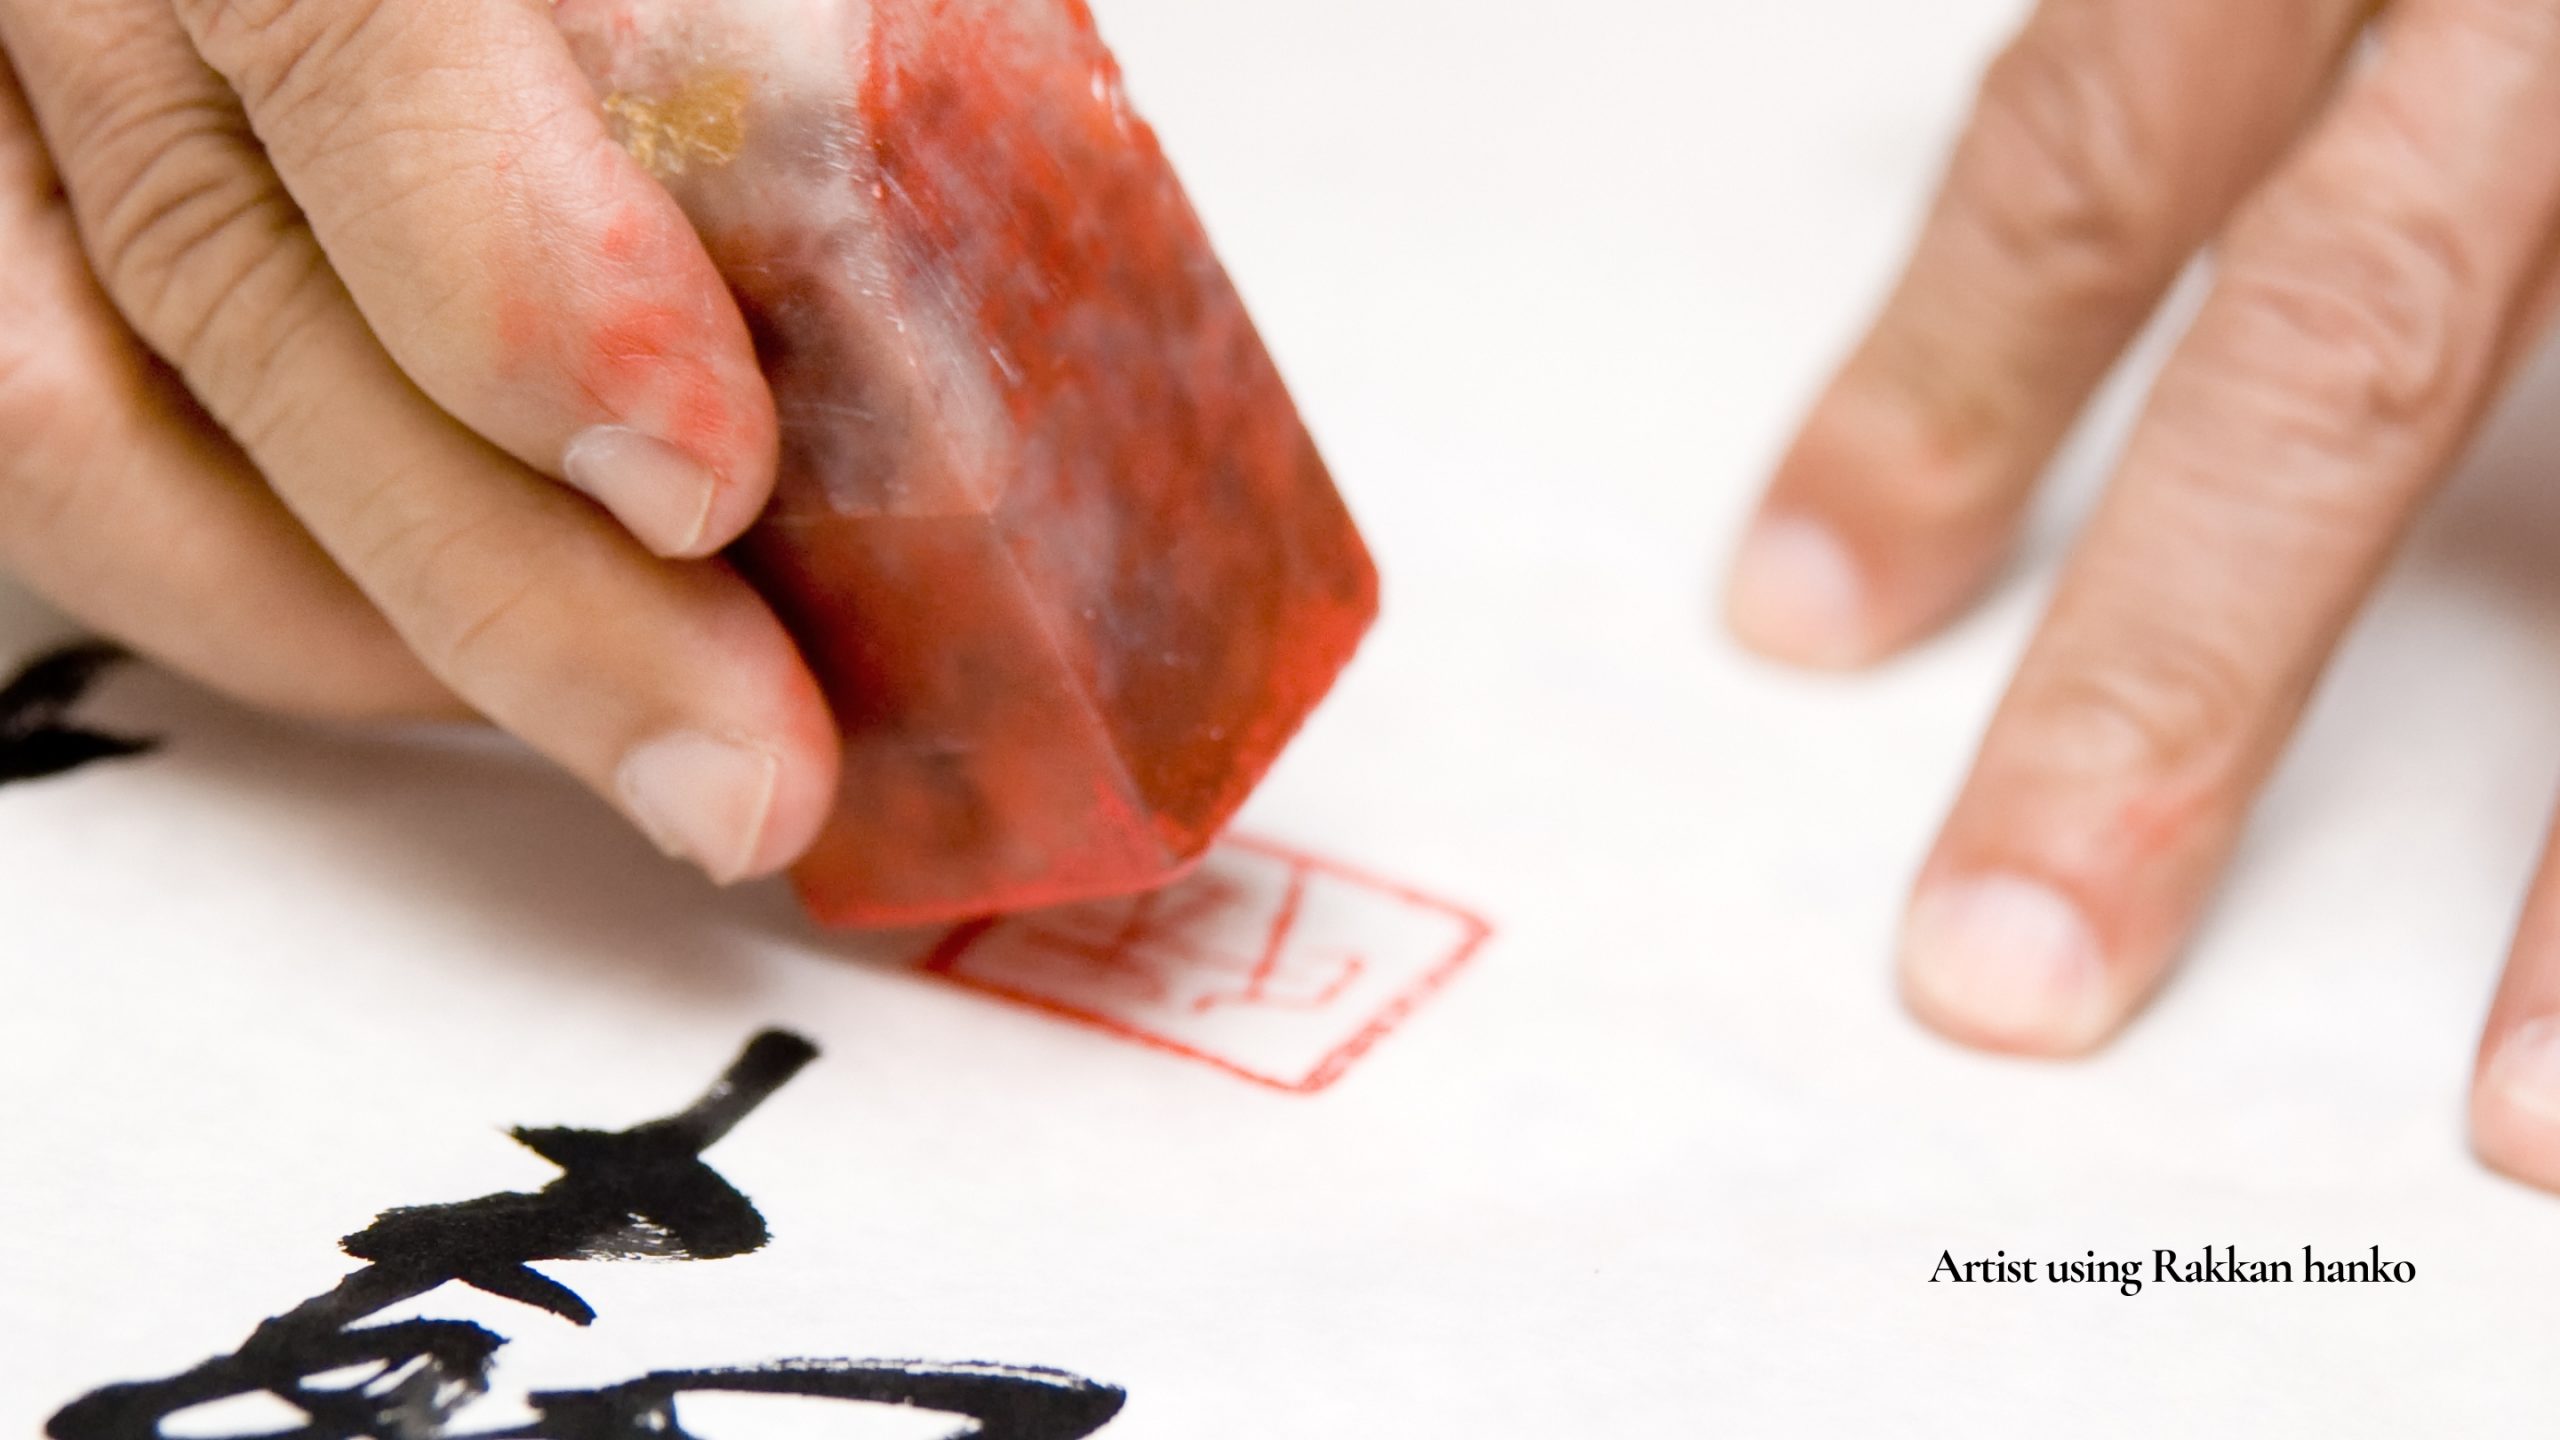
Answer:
[49,1030,1126,1440]
[0,642,155,785]
[503,1360,1128,1440]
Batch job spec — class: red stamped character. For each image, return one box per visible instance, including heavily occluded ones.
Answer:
[915,837,1491,1092]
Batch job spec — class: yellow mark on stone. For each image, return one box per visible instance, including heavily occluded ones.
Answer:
[604,70,753,177]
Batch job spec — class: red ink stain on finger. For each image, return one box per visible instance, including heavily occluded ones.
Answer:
[587,306,686,381]
[574,298,740,459]
[600,211,647,264]
[669,364,734,465]
[916,837,1490,1094]
[484,195,750,462]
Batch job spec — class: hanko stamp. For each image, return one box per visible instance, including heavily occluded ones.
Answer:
[915,837,1491,1093]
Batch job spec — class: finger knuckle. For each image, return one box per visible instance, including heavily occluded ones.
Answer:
[66,91,335,392]
[2012,623,2260,786]
[178,0,489,203]
[94,158,279,337]
[2209,179,2476,452]
[173,0,388,118]
[53,65,252,278]
[1951,20,2169,298]
[1841,336,2028,524]
[2199,80,2488,442]
[427,569,550,686]
[353,498,546,684]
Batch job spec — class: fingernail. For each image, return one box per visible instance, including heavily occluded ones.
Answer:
[1725,516,1870,667]
[616,731,780,884]
[1900,873,2114,1052]
[562,425,720,557]
[2485,1018,2560,1127]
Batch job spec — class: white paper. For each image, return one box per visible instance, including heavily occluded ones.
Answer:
[13,0,2560,1434]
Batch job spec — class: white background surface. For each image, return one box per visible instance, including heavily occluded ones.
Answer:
[11,0,2560,1433]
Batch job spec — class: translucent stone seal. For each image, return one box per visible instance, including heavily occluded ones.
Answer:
[556,0,1378,924]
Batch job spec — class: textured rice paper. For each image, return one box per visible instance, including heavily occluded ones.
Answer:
[11,0,2560,1435]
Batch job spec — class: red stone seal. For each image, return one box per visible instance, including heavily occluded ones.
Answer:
[558,1,1379,926]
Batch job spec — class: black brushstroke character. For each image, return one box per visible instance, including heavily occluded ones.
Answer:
[49,1031,1126,1440]
[0,642,155,784]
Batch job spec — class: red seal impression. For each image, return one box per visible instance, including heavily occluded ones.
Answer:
[915,836,1491,1093]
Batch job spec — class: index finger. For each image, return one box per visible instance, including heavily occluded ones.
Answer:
[172,0,777,559]
[1725,0,2368,667]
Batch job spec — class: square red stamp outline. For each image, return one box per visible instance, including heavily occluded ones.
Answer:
[912,835,1491,1094]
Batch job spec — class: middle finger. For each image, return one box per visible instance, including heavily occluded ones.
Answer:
[1899,0,2560,1054]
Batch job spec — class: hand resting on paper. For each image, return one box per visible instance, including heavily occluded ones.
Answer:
[0,1,837,884]
[1723,0,2560,1189]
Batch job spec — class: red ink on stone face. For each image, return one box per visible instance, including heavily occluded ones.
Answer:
[556,0,1378,926]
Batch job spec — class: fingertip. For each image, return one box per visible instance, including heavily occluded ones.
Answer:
[1726,391,2019,671]
[1723,512,1882,669]
[744,666,842,882]
[694,428,780,558]
[613,722,832,887]
[2472,1018,2560,1194]
[615,730,778,883]
[612,620,837,886]
[1897,872,2125,1058]
[562,423,760,559]
[551,223,780,557]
